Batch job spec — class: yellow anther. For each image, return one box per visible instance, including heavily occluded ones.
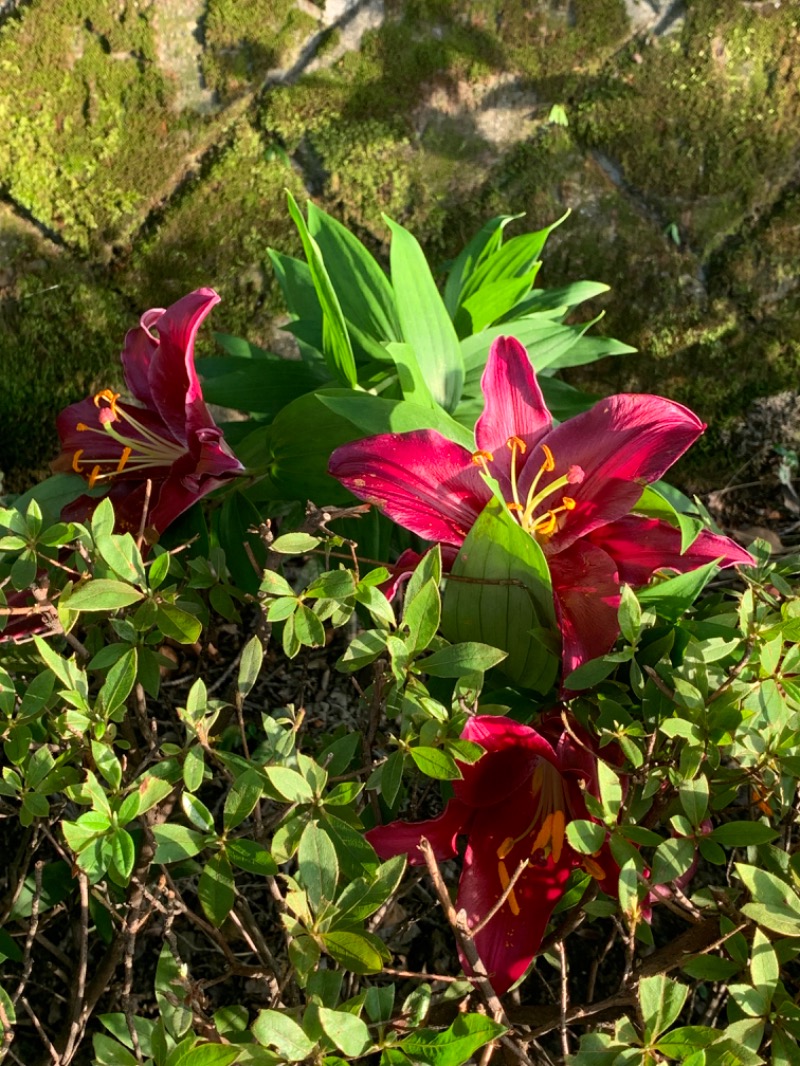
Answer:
[531,812,555,855]
[471,449,494,477]
[496,836,516,860]
[88,465,102,488]
[507,502,524,514]
[582,856,607,881]
[506,435,527,454]
[541,444,555,472]
[497,861,521,916]
[550,809,566,864]
[116,446,132,474]
[562,497,576,511]
[471,449,494,465]
[93,389,121,411]
[533,512,558,537]
[71,449,84,473]
[76,422,90,432]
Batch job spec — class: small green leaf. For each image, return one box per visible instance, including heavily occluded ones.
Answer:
[183,745,205,793]
[565,819,606,855]
[182,792,215,833]
[639,975,689,1042]
[99,648,137,716]
[252,1010,316,1061]
[750,927,779,999]
[156,604,202,644]
[198,851,234,927]
[152,824,208,864]
[321,930,388,974]
[711,822,778,847]
[418,642,507,678]
[237,635,264,699]
[650,837,695,886]
[618,584,641,644]
[399,1012,507,1066]
[263,766,314,804]
[271,532,322,554]
[298,821,339,910]
[408,746,462,780]
[66,580,144,611]
[223,769,264,831]
[226,839,277,877]
[679,778,709,827]
[317,1007,372,1057]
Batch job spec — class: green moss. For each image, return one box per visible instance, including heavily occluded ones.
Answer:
[0,0,209,253]
[571,2,800,256]
[201,0,318,102]
[120,123,308,344]
[0,210,129,490]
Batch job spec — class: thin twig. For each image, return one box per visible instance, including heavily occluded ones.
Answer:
[556,941,569,1060]
[471,859,530,937]
[135,479,153,550]
[19,996,59,1063]
[60,871,90,1064]
[12,860,44,1008]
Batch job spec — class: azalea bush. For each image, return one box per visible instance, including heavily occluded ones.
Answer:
[1,203,799,1066]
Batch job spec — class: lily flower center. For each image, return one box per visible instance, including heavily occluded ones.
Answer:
[71,389,187,488]
[472,439,585,541]
[494,760,569,916]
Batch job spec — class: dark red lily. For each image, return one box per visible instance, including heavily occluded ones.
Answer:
[329,336,753,674]
[367,713,617,995]
[54,289,243,537]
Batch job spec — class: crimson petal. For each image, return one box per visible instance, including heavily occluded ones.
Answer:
[329,431,488,545]
[550,540,622,676]
[455,715,558,808]
[366,799,472,865]
[525,394,705,551]
[144,288,221,442]
[458,799,574,995]
[475,336,552,456]
[588,516,755,586]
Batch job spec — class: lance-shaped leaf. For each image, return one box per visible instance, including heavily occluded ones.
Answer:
[287,192,357,387]
[385,215,464,412]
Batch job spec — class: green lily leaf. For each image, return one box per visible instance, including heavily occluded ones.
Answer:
[442,499,558,692]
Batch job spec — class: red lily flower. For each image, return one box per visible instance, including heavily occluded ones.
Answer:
[329,336,753,674]
[367,713,617,995]
[54,289,243,537]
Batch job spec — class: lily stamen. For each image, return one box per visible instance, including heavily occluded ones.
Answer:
[531,497,577,538]
[506,435,527,511]
[497,861,521,916]
[70,398,188,487]
[471,449,494,477]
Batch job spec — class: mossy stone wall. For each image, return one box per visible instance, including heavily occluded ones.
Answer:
[1,0,798,491]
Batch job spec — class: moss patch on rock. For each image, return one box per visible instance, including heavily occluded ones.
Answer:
[0,0,199,253]
[571,2,800,257]
[201,0,319,103]
[0,207,130,490]
[120,123,308,345]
